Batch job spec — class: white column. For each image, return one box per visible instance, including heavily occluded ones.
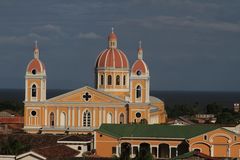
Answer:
[116,145,119,157]
[25,80,28,101]
[99,107,102,126]
[115,108,117,124]
[78,108,80,127]
[210,145,214,157]
[93,108,96,127]
[56,108,59,127]
[44,107,47,126]
[103,109,106,123]
[68,107,71,127]
[169,146,171,158]
[157,146,159,159]
[72,107,75,127]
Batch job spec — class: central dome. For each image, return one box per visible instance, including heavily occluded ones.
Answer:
[96,30,129,69]
[96,48,129,69]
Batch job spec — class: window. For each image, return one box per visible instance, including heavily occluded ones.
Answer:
[112,147,116,154]
[32,69,36,75]
[123,75,126,85]
[116,75,120,85]
[120,113,124,124]
[78,146,82,150]
[31,110,36,116]
[133,146,138,155]
[194,149,201,153]
[204,135,208,140]
[136,112,141,118]
[100,75,104,85]
[107,112,112,124]
[136,85,141,98]
[136,70,141,76]
[32,84,37,97]
[83,110,91,127]
[50,112,54,127]
[108,75,112,85]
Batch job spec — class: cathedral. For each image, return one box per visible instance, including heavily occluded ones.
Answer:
[23,30,167,134]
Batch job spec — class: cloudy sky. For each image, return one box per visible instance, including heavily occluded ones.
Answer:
[0,0,240,91]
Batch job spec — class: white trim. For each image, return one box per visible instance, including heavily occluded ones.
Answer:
[16,151,47,160]
[93,108,96,127]
[72,107,75,127]
[209,133,232,143]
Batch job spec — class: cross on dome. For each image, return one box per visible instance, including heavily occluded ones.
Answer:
[34,40,39,59]
[111,27,114,33]
[138,40,143,59]
[35,40,38,49]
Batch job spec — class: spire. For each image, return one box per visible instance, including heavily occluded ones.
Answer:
[34,40,39,59]
[108,27,117,48]
[138,40,143,59]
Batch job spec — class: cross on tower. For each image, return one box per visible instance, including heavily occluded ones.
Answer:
[83,92,91,101]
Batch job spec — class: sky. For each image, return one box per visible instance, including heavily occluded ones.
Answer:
[0,0,240,91]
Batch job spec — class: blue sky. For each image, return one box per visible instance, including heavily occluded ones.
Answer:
[0,0,240,91]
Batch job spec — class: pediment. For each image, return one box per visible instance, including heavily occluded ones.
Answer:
[47,86,125,104]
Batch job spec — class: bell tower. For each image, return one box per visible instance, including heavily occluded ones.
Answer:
[25,41,46,102]
[130,41,150,103]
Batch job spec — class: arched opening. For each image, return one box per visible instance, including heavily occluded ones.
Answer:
[32,84,37,97]
[60,112,66,128]
[50,112,54,127]
[121,143,131,159]
[116,75,120,85]
[159,143,169,158]
[100,75,104,85]
[120,113,124,124]
[107,112,112,124]
[136,85,141,98]
[108,75,112,85]
[139,143,150,158]
[177,141,189,156]
[123,75,126,85]
[83,110,91,127]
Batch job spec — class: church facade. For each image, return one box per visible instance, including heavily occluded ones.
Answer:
[23,30,167,134]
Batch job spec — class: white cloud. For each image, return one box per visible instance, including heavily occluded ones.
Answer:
[0,33,49,45]
[120,16,240,33]
[77,32,102,39]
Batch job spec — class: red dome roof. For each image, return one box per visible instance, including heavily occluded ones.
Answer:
[96,48,129,68]
[26,58,45,74]
[108,32,117,41]
[131,59,149,75]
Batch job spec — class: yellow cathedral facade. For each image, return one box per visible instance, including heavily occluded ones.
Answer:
[24,30,167,134]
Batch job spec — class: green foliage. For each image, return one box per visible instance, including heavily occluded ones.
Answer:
[0,137,28,155]
[206,102,222,114]
[0,100,23,115]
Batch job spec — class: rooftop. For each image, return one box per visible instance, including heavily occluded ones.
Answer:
[98,124,220,139]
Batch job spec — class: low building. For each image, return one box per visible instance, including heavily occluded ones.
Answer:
[95,124,240,158]
[57,135,93,157]
[0,110,23,134]
[234,103,240,113]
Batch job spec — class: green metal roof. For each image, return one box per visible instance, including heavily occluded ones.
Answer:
[98,124,220,139]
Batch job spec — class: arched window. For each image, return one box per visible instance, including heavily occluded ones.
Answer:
[100,75,104,85]
[120,113,124,124]
[32,84,37,97]
[83,110,91,127]
[116,75,120,85]
[123,75,126,85]
[50,112,54,127]
[108,75,112,85]
[60,112,66,128]
[107,112,112,124]
[136,85,141,98]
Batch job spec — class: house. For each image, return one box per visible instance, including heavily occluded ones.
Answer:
[94,124,240,158]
